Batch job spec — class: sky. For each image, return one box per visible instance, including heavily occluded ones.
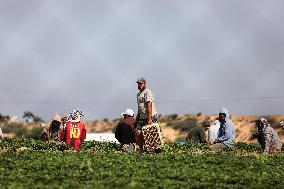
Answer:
[0,0,284,121]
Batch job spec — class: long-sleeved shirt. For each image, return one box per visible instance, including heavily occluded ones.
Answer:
[63,121,86,151]
[262,126,282,153]
[115,117,136,144]
[216,119,235,147]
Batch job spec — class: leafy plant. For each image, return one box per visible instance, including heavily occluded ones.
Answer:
[26,127,44,140]
[1,140,284,189]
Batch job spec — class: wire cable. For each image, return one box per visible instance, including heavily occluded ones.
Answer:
[0,96,283,104]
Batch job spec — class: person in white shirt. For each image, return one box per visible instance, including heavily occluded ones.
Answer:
[208,119,220,144]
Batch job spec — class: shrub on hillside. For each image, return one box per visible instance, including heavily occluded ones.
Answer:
[0,113,10,122]
[168,117,198,132]
[112,125,117,133]
[26,127,43,140]
[14,126,28,137]
[2,123,25,134]
[1,123,43,138]
[175,136,186,143]
[170,114,178,120]
[263,115,278,128]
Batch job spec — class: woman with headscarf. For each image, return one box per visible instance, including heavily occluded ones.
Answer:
[48,114,62,141]
[209,107,235,151]
[62,109,86,151]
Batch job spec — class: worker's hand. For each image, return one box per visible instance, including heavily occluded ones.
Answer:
[135,129,141,136]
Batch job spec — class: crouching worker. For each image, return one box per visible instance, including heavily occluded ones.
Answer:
[49,114,62,141]
[59,115,68,142]
[209,107,235,152]
[41,126,49,141]
[255,118,282,153]
[280,121,284,130]
[0,127,3,142]
[115,109,137,152]
[186,120,210,144]
[61,109,86,152]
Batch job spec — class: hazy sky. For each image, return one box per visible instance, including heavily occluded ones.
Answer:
[0,0,284,120]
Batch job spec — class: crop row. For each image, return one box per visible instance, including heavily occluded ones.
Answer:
[0,138,266,154]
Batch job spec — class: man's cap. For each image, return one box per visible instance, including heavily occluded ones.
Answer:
[136,77,146,83]
[121,109,135,117]
[280,121,284,126]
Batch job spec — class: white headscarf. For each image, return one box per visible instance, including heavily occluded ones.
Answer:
[67,109,85,122]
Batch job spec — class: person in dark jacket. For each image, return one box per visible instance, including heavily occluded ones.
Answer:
[186,120,210,144]
[115,109,136,150]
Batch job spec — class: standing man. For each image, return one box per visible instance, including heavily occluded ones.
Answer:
[63,109,86,152]
[209,107,235,152]
[115,109,136,151]
[135,77,158,151]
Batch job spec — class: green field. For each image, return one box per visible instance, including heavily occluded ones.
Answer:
[0,139,284,189]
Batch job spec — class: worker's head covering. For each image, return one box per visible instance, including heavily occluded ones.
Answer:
[219,107,230,119]
[136,77,146,84]
[67,109,85,122]
[52,114,61,122]
[201,120,210,127]
[121,109,135,117]
[256,118,270,129]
